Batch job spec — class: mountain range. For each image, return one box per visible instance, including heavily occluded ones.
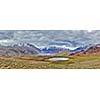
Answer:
[0,43,40,56]
[0,42,100,56]
[0,30,100,56]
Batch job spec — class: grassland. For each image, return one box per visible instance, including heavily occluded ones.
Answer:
[0,54,100,68]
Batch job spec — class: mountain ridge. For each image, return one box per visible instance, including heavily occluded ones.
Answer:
[70,44,100,56]
[0,43,41,56]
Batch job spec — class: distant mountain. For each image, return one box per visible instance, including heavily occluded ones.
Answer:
[70,44,100,56]
[55,50,70,56]
[40,45,87,54]
[70,46,88,52]
[40,46,69,54]
[1,42,100,56]
[0,43,41,56]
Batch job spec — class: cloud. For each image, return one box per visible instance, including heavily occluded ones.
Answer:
[0,30,100,47]
[0,39,14,43]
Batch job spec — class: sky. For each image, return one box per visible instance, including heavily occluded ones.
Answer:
[0,30,100,48]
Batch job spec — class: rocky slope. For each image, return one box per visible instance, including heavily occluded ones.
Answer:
[70,44,100,56]
[0,43,40,56]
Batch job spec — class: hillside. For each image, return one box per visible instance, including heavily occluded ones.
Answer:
[70,44,100,56]
[0,43,40,56]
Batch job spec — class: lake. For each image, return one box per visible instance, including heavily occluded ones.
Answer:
[49,57,69,61]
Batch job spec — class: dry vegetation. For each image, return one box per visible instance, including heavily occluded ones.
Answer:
[0,54,100,68]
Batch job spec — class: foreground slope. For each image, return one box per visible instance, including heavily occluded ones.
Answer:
[0,55,100,68]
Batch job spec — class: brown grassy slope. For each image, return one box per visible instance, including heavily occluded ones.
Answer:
[0,55,100,68]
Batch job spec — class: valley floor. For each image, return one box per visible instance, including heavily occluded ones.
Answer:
[0,55,100,69]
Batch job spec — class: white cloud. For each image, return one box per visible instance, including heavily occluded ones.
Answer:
[0,39,14,43]
[87,30,93,32]
[0,30,100,47]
